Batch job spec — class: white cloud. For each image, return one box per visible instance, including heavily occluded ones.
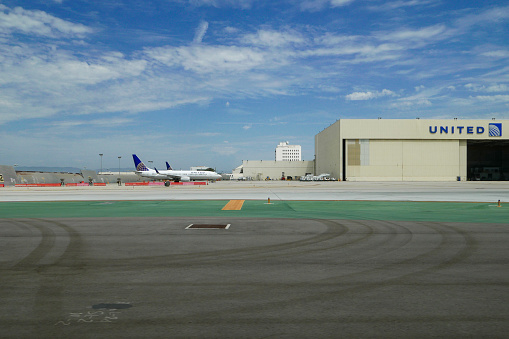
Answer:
[241,29,305,48]
[481,50,509,58]
[193,21,209,44]
[48,117,134,128]
[146,45,271,73]
[345,89,397,100]
[330,0,355,7]
[471,95,509,103]
[0,5,93,38]
[188,0,254,9]
[379,25,447,42]
[368,0,438,11]
[465,83,509,93]
[300,0,354,11]
[455,5,509,29]
[390,98,432,108]
[486,84,509,92]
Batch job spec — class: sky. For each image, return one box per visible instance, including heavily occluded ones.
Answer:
[0,0,508,172]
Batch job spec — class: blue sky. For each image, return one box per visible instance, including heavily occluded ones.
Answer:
[0,0,508,172]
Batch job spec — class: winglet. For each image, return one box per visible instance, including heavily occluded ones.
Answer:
[166,162,173,170]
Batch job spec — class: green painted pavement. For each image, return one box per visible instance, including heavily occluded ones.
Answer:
[0,200,508,223]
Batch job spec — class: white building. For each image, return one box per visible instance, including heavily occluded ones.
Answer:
[232,160,314,180]
[275,141,302,161]
[315,119,508,181]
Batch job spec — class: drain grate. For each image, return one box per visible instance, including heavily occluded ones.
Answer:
[186,224,231,229]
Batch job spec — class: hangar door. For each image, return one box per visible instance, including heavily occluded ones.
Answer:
[467,140,509,181]
[344,139,465,181]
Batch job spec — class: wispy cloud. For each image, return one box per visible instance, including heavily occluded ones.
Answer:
[345,89,397,100]
[471,95,509,103]
[300,0,355,12]
[368,0,439,11]
[379,25,448,42]
[193,21,209,43]
[0,4,92,38]
[241,29,306,47]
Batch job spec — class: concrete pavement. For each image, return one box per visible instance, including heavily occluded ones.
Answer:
[1,180,509,202]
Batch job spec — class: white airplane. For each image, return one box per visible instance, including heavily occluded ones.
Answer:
[133,154,222,182]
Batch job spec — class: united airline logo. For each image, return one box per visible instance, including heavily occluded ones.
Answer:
[136,163,148,171]
[429,123,503,136]
[489,123,502,137]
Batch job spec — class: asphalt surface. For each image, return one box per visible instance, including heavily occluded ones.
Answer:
[1,182,508,338]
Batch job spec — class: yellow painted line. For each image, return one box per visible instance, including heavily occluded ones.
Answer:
[222,200,245,210]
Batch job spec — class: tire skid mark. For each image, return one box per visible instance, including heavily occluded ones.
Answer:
[408,222,478,277]
[2,218,85,337]
[167,220,479,319]
[10,219,56,269]
[347,219,414,264]
[213,219,365,262]
[34,218,85,272]
[230,219,404,262]
[140,220,414,307]
[86,219,352,268]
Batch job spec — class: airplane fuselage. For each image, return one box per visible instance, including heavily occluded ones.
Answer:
[133,154,221,182]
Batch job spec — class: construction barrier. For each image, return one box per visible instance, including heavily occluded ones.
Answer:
[169,182,207,186]
[15,183,62,187]
[0,184,4,188]
[65,183,90,187]
[93,183,107,186]
[125,182,165,186]
[125,181,208,186]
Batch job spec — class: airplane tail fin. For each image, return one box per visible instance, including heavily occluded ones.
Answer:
[133,154,149,171]
[166,162,173,170]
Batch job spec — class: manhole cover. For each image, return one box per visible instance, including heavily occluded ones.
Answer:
[186,224,231,229]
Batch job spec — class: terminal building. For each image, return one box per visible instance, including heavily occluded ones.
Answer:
[315,119,508,181]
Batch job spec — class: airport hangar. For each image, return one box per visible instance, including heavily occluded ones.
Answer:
[314,119,508,181]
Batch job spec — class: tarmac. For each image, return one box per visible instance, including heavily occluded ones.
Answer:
[1,181,508,338]
[1,180,509,202]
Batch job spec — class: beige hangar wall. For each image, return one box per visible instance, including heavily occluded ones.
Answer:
[345,139,467,181]
[315,121,341,178]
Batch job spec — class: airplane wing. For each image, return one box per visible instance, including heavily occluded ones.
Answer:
[154,168,187,181]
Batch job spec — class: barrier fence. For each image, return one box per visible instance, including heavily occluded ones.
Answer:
[7,181,208,187]
[125,181,207,186]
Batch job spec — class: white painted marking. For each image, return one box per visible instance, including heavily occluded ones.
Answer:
[185,223,231,229]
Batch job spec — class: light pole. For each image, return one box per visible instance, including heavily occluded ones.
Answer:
[118,156,121,185]
[99,154,103,174]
